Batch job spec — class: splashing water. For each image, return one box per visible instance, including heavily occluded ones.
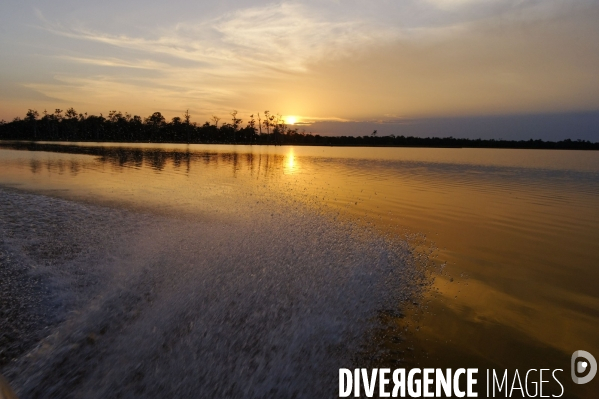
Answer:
[0,187,426,398]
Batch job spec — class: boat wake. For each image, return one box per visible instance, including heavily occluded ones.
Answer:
[0,188,425,398]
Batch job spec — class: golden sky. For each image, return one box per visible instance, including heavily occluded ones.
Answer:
[1,0,598,138]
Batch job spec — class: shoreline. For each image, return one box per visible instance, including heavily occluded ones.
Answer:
[1,139,598,151]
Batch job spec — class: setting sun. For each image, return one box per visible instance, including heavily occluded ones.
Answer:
[285,116,297,125]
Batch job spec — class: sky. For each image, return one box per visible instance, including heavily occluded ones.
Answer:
[1,0,599,140]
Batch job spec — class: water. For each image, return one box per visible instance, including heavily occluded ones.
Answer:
[0,142,598,398]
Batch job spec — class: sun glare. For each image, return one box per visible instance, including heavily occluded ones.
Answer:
[285,116,297,125]
[285,149,297,174]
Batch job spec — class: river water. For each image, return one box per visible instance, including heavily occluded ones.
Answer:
[0,142,597,398]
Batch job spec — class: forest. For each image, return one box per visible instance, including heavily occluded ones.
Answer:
[1,108,597,150]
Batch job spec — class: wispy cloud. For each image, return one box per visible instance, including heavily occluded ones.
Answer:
[22,73,235,115]
[37,1,582,74]
[424,0,497,9]
[28,2,411,117]
[37,3,402,74]
[14,0,598,122]
[56,56,170,70]
[212,3,400,72]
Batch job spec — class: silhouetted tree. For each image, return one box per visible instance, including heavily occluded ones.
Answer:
[145,112,166,141]
[263,110,272,142]
[230,110,242,142]
[184,110,191,143]
[65,108,77,120]
[64,108,78,140]
[25,109,39,139]
[25,109,39,121]
[145,112,165,126]
[230,110,241,131]
[257,112,262,136]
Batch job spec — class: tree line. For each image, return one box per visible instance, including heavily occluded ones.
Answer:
[0,108,296,144]
[0,108,597,150]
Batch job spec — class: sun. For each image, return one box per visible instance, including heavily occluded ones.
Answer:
[285,116,297,125]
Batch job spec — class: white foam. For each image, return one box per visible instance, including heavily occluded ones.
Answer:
[0,188,425,398]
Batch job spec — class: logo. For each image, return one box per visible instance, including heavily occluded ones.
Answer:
[571,350,597,384]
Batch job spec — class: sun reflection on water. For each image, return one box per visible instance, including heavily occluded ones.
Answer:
[285,149,297,174]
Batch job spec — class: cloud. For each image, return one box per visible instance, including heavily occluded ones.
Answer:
[37,2,406,74]
[36,1,589,76]
[27,2,411,118]
[13,0,599,123]
[56,56,170,70]
[424,0,497,9]
[212,3,400,71]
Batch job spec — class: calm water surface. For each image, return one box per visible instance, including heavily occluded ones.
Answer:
[1,142,598,397]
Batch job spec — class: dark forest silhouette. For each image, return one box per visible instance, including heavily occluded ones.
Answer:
[1,108,597,149]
